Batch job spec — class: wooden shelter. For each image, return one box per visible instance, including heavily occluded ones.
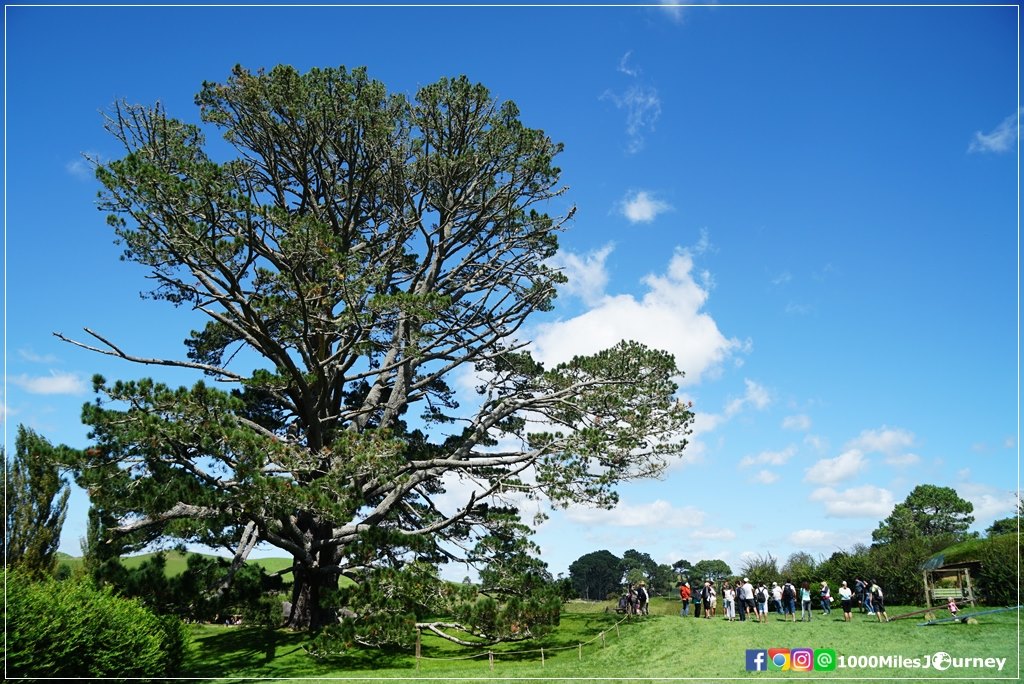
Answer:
[921,542,980,609]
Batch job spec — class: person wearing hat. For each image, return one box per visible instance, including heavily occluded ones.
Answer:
[820,580,832,616]
[679,581,691,617]
[771,581,783,615]
[741,577,755,621]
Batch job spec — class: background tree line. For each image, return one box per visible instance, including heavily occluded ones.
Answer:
[566,485,1021,607]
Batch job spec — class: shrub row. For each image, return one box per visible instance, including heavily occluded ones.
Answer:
[5,570,189,678]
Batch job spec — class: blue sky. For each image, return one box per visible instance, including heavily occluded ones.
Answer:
[4,4,1019,580]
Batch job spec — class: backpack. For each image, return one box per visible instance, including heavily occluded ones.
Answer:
[782,583,794,601]
[755,587,767,602]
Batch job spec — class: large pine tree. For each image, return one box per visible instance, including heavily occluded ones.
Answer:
[60,65,694,637]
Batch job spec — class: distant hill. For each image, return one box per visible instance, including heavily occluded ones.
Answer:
[57,550,294,578]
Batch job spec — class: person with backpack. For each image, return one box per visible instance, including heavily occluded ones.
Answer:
[755,583,769,623]
[869,579,889,622]
[701,581,714,619]
[679,581,691,617]
[781,580,797,622]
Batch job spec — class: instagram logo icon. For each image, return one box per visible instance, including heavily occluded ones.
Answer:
[791,648,814,671]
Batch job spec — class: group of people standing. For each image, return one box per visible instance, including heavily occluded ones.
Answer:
[678,577,889,623]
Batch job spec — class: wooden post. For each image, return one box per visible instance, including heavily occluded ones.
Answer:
[578,642,582,660]
[541,647,545,667]
[923,570,932,608]
[615,622,620,638]
[601,631,605,648]
[415,628,421,670]
[489,651,494,671]
[964,567,977,608]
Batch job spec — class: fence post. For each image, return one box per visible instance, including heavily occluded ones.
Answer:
[541,647,545,667]
[601,631,605,648]
[415,628,421,670]
[578,642,582,660]
[616,622,620,638]
[489,651,494,672]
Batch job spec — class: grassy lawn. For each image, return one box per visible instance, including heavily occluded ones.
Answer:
[181,597,1020,680]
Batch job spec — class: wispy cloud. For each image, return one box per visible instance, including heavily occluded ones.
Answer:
[740,445,796,468]
[619,190,673,224]
[968,109,1021,154]
[782,414,812,431]
[11,371,88,395]
[618,51,639,77]
[602,54,662,154]
[18,348,60,364]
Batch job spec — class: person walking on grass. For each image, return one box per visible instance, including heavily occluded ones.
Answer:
[771,582,783,615]
[820,581,832,616]
[782,580,797,622]
[800,581,812,622]
[838,581,854,622]
[756,583,769,623]
[723,581,736,621]
[870,579,889,622]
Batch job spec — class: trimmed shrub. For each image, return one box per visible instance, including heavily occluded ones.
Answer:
[975,533,1022,606]
[5,570,190,678]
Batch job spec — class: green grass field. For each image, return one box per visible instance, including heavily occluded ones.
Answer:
[181,597,1021,681]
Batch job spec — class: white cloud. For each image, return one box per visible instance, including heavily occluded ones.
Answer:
[724,379,770,416]
[809,485,896,519]
[753,469,779,484]
[11,371,88,395]
[958,483,1019,522]
[782,414,811,431]
[771,271,793,286]
[804,449,867,484]
[789,529,845,549]
[531,249,743,385]
[564,499,705,529]
[740,445,796,468]
[620,190,673,224]
[968,108,1021,154]
[847,426,915,455]
[804,434,828,451]
[691,527,736,541]
[547,243,614,306]
[18,348,60,364]
[65,158,92,180]
[884,452,921,467]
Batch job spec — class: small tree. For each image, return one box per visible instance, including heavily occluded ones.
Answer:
[3,426,71,578]
[568,550,623,600]
[873,484,975,545]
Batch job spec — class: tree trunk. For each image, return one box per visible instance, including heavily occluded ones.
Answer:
[287,557,339,629]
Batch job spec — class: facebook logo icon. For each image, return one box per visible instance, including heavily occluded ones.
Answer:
[746,649,768,671]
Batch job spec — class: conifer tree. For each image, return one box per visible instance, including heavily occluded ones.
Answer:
[3,426,71,578]
[59,65,694,636]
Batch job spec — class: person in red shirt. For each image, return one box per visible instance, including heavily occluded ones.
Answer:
[679,582,691,617]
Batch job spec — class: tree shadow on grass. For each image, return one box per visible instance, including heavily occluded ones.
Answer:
[186,626,415,677]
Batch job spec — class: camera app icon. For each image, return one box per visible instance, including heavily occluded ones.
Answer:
[791,648,814,671]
